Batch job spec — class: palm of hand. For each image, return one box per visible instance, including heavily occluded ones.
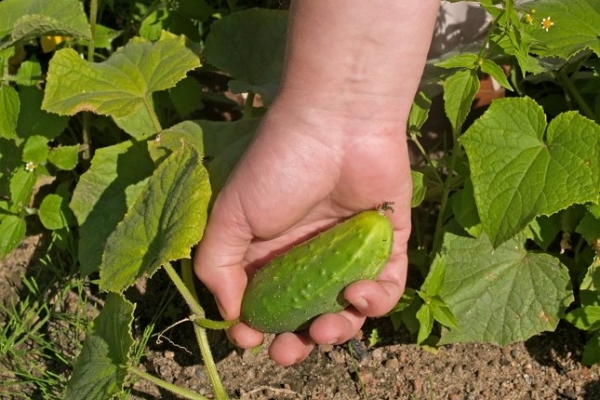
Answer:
[196,111,412,365]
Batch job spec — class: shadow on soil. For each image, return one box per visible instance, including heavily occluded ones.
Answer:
[524,321,600,399]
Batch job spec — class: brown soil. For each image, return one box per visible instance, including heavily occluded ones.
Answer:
[2,238,600,400]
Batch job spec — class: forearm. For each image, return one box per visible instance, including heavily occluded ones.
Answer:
[277,0,440,121]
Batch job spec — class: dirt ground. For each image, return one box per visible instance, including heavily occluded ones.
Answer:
[2,237,600,400]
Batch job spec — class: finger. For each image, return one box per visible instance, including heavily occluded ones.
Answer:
[308,308,366,345]
[268,332,315,366]
[194,194,252,320]
[345,276,406,318]
[227,322,264,349]
[344,248,408,317]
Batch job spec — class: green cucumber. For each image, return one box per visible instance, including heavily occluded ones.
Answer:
[240,210,394,333]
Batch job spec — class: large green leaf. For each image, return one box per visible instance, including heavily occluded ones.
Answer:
[0,215,26,260]
[0,0,91,50]
[42,34,200,138]
[70,141,155,276]
[65,293,134,400]
[0,85,19,140]
[17,86,68,141]
[149,118,260,193]
[520,0,600,59]
[204,9,288,105]
[439,228,573,345]
[460,97,600,247]
[99,145,211,293]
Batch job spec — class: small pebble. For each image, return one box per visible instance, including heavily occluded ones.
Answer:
[384,358,399,369]
[410,378,424,393]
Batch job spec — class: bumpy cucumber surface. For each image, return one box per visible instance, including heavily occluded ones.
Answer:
[240,210,393,333]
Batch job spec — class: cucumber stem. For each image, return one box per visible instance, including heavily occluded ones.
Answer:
[128,365,210,400]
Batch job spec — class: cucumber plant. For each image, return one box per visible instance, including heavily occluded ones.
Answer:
[0,0,599,398]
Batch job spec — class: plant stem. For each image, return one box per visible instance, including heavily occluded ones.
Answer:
[558,69,596,122]
[87,0,98,62]
[129,366,209,400]
[194,317,238,330]
[81,0,99,162]
[430,129,463,259]
[409,135,444,185]
[243,92,255,119]
[163,262,205,319]
[163,261,231,399]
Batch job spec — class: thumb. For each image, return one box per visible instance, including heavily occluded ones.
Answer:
[194,196,252,321]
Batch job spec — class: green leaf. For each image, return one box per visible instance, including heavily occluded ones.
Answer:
[416,304,434,345]
[439,228,573,345]
[452,178,483,238]
[169,76,202,118]
[99,145,211,292]
[85,24,120,50]
[204,9,288,105]
[443,69,480,132]
[42,34,200,132]
[65,293,134,400]
[582,333,600,366]
[461,97,600,247]
[0,85,19,139]
[429,297,459,330]
[521,0,600,59]
[149,118,260,194]
[112,96,157,139]
[17,86,68,141]
[0,215,26,259]
[70,140,155,276]
[14,56,43,86]
[480,59,512,91]
[421,256,446,296]
[393,291,422,335]
[22,135,48,163]
[10,168,35,210]
[48,145,79,170]
[38,193,74,230]
[435,53,478,69]
[411,170,426,208]
[576,206,600,245]
[0,0,91,50]
[408,90,432,135]
[564,306,600,331]
[526,214,561,251]
[581,263,600,292]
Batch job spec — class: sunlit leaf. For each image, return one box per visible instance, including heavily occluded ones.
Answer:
[70,141,155,276]
[439,227,573,345]
[99,145,211,292]
[65,293,134,400]
[0,0,91,50]
[461,97,600,247]
[521,0,600,59]
[42,34,200,138]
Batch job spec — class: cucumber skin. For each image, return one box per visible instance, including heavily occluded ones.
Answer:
[240,210,393,333]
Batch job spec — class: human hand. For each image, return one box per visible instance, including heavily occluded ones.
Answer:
[194,101,413,366]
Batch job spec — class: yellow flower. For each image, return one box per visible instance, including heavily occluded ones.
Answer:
[41,36,67,53]
[25,162,35,172]
[541,16,554,32]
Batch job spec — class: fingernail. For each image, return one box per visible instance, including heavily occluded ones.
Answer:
[354,296,368,311]
[328,337,340,345]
